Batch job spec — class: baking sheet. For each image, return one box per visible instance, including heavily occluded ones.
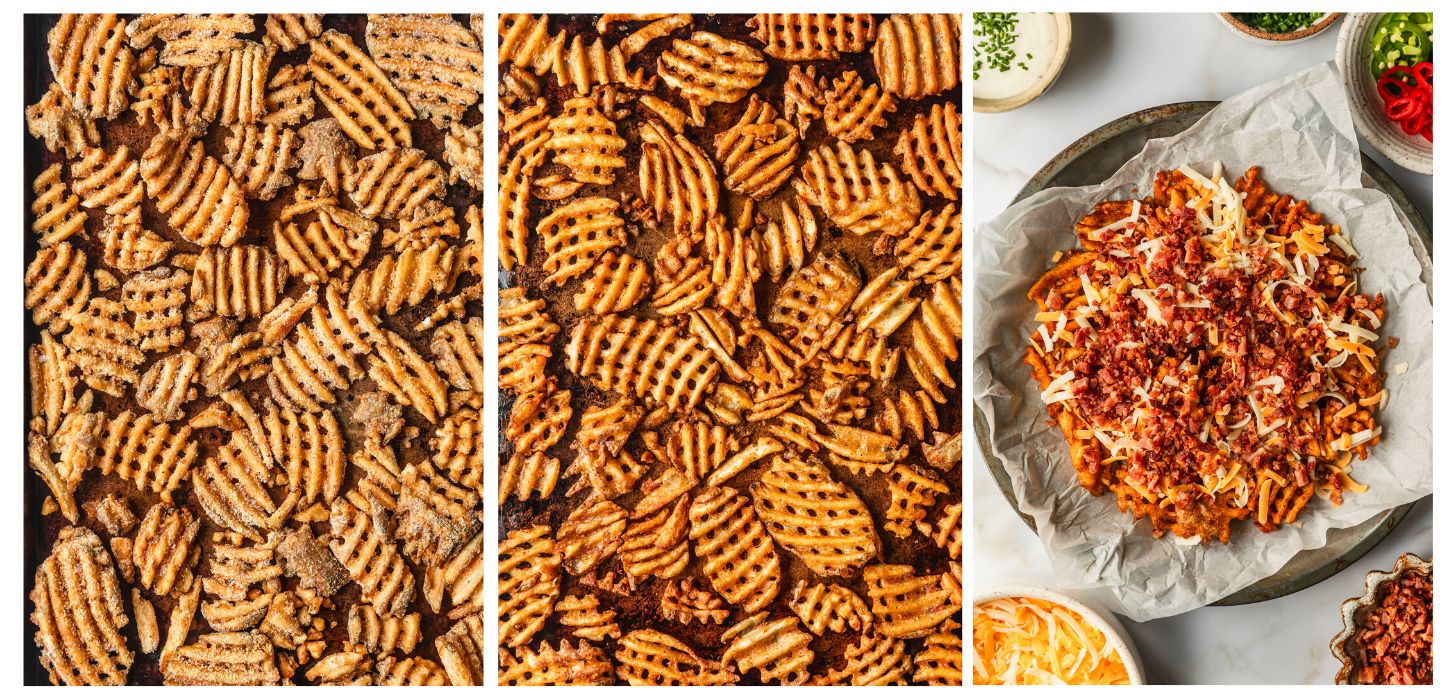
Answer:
[971,61,1433,621]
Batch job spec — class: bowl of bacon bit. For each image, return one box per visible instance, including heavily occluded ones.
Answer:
[1338,13,1434,174]
[972,586,1143,685]
[1331,553,1433,685]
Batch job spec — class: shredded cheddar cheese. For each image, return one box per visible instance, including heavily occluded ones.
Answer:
[972,596,1131,685]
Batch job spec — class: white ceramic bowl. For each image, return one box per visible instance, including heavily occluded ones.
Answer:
[1217,12,1341,46]
[973,584,1146,684]
[972,13,1072,114]
[1337,13,1433,174]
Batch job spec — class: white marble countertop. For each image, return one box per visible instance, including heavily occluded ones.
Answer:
[970,13,1433,685]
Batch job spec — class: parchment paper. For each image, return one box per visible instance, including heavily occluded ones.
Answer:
[970,61,1433,621]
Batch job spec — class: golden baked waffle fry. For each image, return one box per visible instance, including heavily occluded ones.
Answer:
[755,196,820,282]
[556,592,622,640]
[903,278,961,403]
[365,14,483,126]
[94,410,197,502]
[127,49,179,128]
[501,450,559,504]
[63,298,145,397]
[350,241,461,316]
[382,201,460,251]
[812,422,905,475]
[498,14,654,95]
[658,31,767,106]
[71,145,143,226]
[304,649,372,685]
[161,630,280,686]
[48,14,135,120]
[500,639,614,686]
[638,119,719,234]
[575,251,651,314]
[547,96,626,186]
[348,604,421,658]
[896,203,961,284]
[189,245,286,320]
[794,141,922,238]
[566,313,721,411]
[223,123,299,200]
[884,463,949,538]
[24,240,91,334]
[713,95,800,200]
[877,388,939,442]
[748,13,875,61]
[720,612,816,685]
[497,136,545,271]
[435,613,484,686]
[131,502,201,597]
[431,317,484,393]
[539,196,627,286]
[422,529,482,615]
[347,438,402,512]
[261,401,345,514]
[308,29,415,149]
[363,326,451,423]
[872,14,961,99]
[122,267,188,352]
[26,82,100,157]
[769,252,862,353]
[140,133,248,247]
[555,499,628,576]
[433,401,483,494]
[852,267,920,338]
[824,70,897,144]
[273,218,362,286]
[29,527,133,686]
[783,64,825,137]
[863,563,960,639]
[261,64,315,127]
[789,580,874,636]
[818,633,911,685]
[918,502,962,560]
[498,524,562,647]
[896,102,961,200]
[750,455,880,576]
[195,430,290,540]
[652,255,713,316]
[31,163,86,247]
[126,14,254,67]
[615,628,738,685]
[203,535,282,602]
[29,331,84,437]
[443,120,484,190]
[688,485,780,613]
[99,219,173,274]
[506,380,570,455]
[395,460,481,566]
[262,14,323,52]
[912,620,961,685]
[267,286,370,412]
[181,41,272,124]
[660,578,728,625]
[328,497,416,617]
[375,656,448,686]
[346,147,445,220]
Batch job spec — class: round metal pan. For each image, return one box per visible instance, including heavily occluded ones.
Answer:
[974,101,1430,606]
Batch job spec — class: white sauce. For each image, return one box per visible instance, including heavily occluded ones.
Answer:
[972,12,1060,101]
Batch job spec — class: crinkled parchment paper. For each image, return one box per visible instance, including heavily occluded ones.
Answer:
[971,62,1433,621]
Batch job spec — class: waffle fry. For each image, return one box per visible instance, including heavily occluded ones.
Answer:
[884,463,949,537]
[346,147,445,220]
[422,529,482,615]
[714,95,800,200]
[261,63,315,127]
[566,313,721,411]
[64,298,146,396]
[751,455,879,576]
[748,14,875,61]
[658,32,767,106]
[443,120,484,190]
[499,524,562,647]
[688,486,780,613]
[162,630,280,685]
[328,497,416,616]
[261,401,345,513]
[223,123,298,200]
[195,431,290,540]
[872,14,961,99]
[189,245,287,320]
[795,141,922,238]
[262,14,323,52]
[347,604,421,657]
[904,278,961,402]
[501,639,614,686]
[615,629,738,685]
[26,82,100,157]
[181,41,272,124]
[24,241,91,333]
[140,133,248,247]
[72,145,143,225]
[896,102,961,200]
[789,580,874,635]
[375,656,448,685]
[395,460,481,567]
[48,14,135,119]
[365,14,482,126]
[126,14,254,67]
[308,29,415,148]
[863,563,960,639]
[131,502,201,596]
[819,634,911,685]
[30,164,86,246]
[638,119,719,234]
[721,612,815,685]
[29,527,133,685]
[824,70,897,144]
[435,614,483,686]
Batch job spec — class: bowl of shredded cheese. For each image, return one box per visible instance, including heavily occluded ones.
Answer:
[973,586,1144,685]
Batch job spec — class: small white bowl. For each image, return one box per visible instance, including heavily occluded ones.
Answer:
[1217,12,1341,46]
[1337,13,1433,174]
[972,13,1072,114]
[973,584,1146,684]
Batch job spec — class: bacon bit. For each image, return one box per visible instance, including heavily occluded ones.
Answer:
[1353,569,1432,685]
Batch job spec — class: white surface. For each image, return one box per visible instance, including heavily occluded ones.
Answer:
[971,12,1433,685]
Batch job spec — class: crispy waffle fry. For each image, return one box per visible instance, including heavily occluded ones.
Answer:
[896,102,961,200]
[308,29,415,149]
[818,633,911,686]
[769,253,862,353]
[431,317,484,393]
[555,593,621,640]
[688,486,780,613]
[261,63,315,127]
[94,410,197,502]
[181,41,272,124]
[261,401,345,514]
[714,95,800,200]
[363,326,451,423]
[348,604,421,658]
[872,14,961,99]
[346,147,446,220]
[304,649,372,685]
[72,145,143,226]
[566,313,721,411]
[575,251,651,315]
[100,219,173,274]
[794,141,922,238]
[63,298,145,396]
[904,278,961,402]
[25,240,91,334]
[555,499,628,576]
[748,13,875,61]
[443,120,484,190]
[501,639,614,686]
[162,630,280,685]
[28,332,84,438]
[27,82,100,157]
[126,14,254,67]
[896,203,961,284]
[262,14,323,52]
[48,14,135,119]
[498,14,654,95]
[31,164,86,246]
[877,388,939,442]
[395,460,481,566]
[638,119,719,234]
[501,451,560,504]
[29,527,133,685]
[223,123,298,200]
[122,267,188,352]
[203,535,282,602]
[789,580,874,636]
[751,455,880,576]
[435,614,484,686]
[539,196,626,286]
[140,132,248,247]
[195,430,290,540]
[884,463,949,538]
[547,96,626,186]
[131,502,201,596]
[189,245,287,320]
[267,286,371,412]
[658,31,767,106]
[128,49,179,127]
[498,524,562,647]
[615,629,738,685]
[863,563,960,639]
[422,529,482,615]
[328,497,416,617]
[433,401,483,493]
[721,612,815,685]
[824,70,897,144]
[365,14,483,126]
[660,578,728,625]
[375,656,449,685]
[913,620,961,684]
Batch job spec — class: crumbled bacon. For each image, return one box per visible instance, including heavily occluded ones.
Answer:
[1353,569,1432,685]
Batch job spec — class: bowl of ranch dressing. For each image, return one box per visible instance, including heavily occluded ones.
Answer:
[972,12,1072,113]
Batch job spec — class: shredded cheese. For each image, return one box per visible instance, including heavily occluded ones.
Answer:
[973,597,1131,685]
